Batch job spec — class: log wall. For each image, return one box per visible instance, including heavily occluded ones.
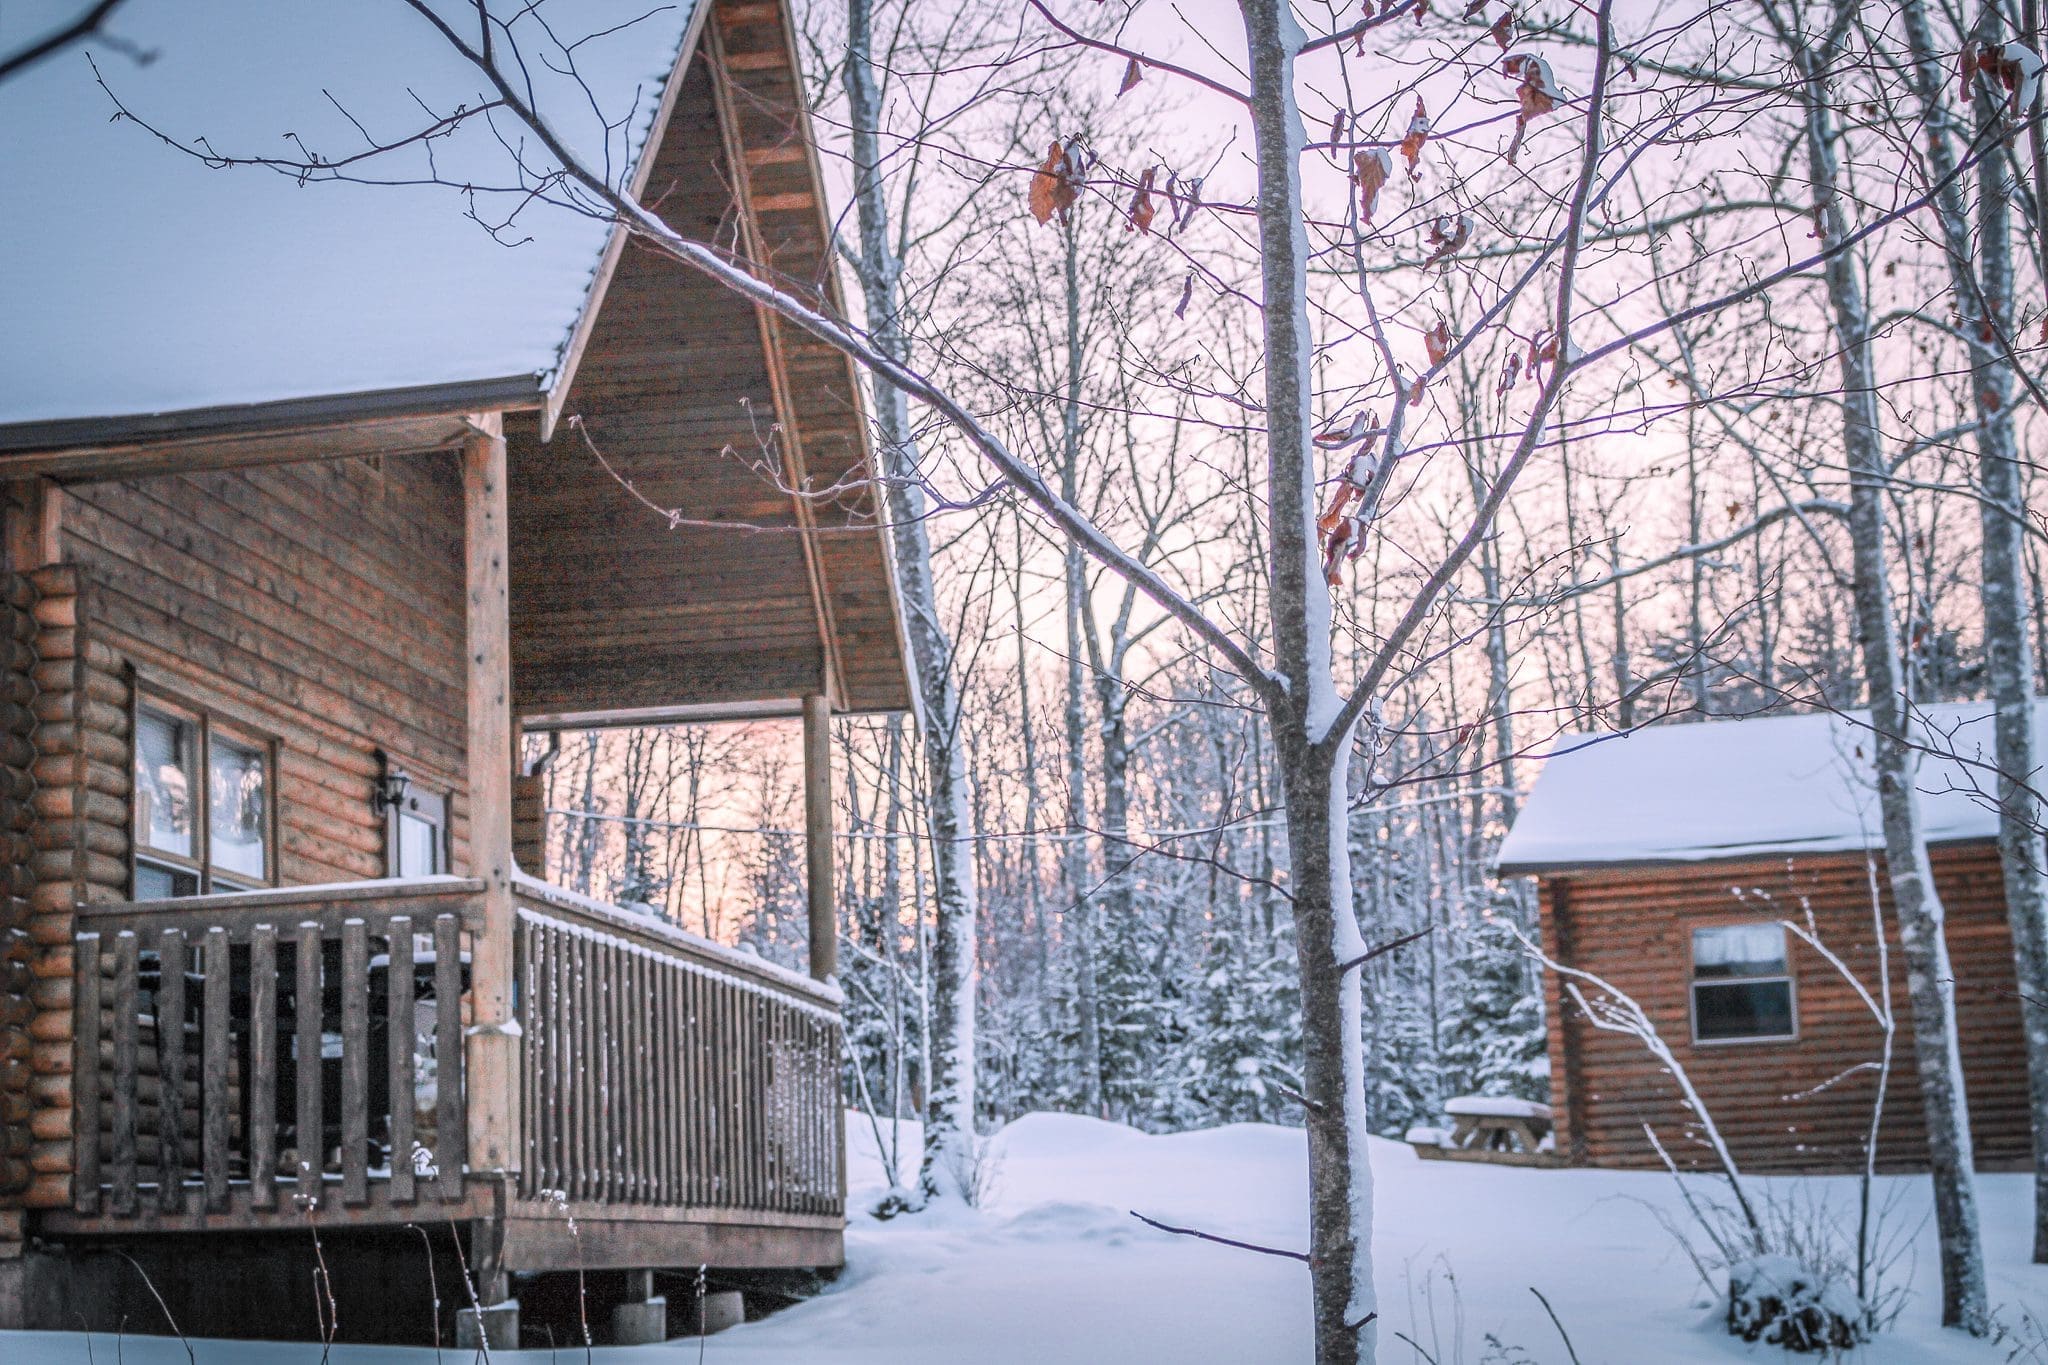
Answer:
[1539,842,2028,1172]
[58,454,473,885]
[19,456,472,1209]
[0,573,36,1207]
[22,566,124,1209]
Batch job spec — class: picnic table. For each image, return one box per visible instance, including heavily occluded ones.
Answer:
[1406,1095,1562,1167]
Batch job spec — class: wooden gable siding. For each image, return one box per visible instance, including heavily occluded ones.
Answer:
[508,54,825,717]
[57,453,473,886]
[1540,842,2028,1173]
[709,0,907,714]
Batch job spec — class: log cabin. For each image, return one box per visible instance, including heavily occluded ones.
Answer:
[0,0,910,1345]
[1497,701,2048,1176]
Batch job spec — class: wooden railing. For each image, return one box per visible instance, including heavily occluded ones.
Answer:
[513,876,843,1217]
[70,878,484,1218]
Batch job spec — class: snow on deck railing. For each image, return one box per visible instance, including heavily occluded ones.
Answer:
[511,871,841,1012]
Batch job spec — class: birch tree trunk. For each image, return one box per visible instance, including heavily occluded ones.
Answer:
[1784,6,1989,1328]
[844,0,979,1199]
[1894,0,2048,1265]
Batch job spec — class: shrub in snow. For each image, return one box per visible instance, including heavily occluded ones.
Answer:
[1726,1255,1872,1352]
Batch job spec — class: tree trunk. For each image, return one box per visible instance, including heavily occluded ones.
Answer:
[1895,0,2048,1265]
[844,0,979,1198]
[1789,12,1989,1328]
[1060,211,1106,1116]
[1239,1,1377,1357]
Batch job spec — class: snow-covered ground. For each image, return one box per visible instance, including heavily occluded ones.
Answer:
[7,1112,2048,1362]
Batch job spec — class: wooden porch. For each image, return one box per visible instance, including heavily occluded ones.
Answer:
[53,873,843,1268]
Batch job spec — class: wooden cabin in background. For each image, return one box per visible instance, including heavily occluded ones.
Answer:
[1497,702,2047,1175]
[0,0,909,1346]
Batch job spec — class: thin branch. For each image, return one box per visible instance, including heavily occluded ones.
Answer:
[1128,1209,1312,1264]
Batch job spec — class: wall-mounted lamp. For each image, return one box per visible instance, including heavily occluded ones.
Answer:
[371,748,413,817]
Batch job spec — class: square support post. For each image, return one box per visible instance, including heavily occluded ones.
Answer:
[803,693,835,982]
[463,413,520,1176]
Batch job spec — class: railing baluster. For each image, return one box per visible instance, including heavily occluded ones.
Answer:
[548,923,566,1196]
[387,917,415,1205]
[517,917,536,1199]
[294,920,323,1201]
[340,918,368,1206]
[203,925,231,1211]
[72,931,101,1214]
[110,931,138,1215]
[630,948,648,1201]
[433,913,464,1201]
[598,945,610,1203]
[578,931,596,1203]
[155,927,186,1212]
[659,959,677,1204]
[249,925,278,1208]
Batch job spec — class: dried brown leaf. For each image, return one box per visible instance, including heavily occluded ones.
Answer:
[1400,96,1430,173]
[1353,148,1392,223]
[1028,140,1077,226]
[1119,56,1144,96]
[1127,166,1158,235]
[1424,318,1452,366]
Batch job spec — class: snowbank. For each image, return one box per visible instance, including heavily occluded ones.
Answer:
[6,1110,2043,1362]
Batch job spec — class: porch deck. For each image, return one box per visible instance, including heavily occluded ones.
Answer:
[54,874,843,1271]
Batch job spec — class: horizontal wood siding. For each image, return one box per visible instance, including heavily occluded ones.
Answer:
[507,24,909,719]
[59,454,472,888]
[508,56,823,719]
[1542,843,2029,1173]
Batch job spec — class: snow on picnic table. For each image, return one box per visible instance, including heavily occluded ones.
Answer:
[6,1112,2048,1363]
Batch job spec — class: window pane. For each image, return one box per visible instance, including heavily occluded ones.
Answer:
[1695,981,1794,1041]
[209,736,268,880]
[398,811,442,877]
[1692,923,1787,980]
[135,860,198,901]
[135,708,196,858]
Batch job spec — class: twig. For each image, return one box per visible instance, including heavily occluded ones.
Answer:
[1530,1287,1584,1365]
[407,1223,446,1364]
[447,1215,493,1365]
[1338,924,1433,974]
[1128,1209,1311,1263]
[0,0,130,83]
[113,1253,194,1365]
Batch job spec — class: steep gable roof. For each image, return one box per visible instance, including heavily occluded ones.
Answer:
[1495,700,2048,874]
[0,0,701,450]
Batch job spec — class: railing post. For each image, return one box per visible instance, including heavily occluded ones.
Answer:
[803,693,835,983]
[463,413,520,1178]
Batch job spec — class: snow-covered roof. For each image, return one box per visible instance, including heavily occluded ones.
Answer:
[1495,700,2048,874]
[0,0,699,450]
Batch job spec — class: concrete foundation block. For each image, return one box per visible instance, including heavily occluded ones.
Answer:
[610,1295,668,1344]
[0,1256,23,1331]
[676,1288,745,1336]
[456,1299,521,1351]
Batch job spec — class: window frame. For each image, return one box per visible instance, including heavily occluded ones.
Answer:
[1688,919,1798,1047]
[384,781,451,879]
[130,677,281,899]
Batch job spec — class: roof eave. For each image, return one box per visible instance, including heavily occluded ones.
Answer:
[0,374,546,456]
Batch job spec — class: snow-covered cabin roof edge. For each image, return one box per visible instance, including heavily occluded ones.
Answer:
[0,0,710,455]
[1494,699,2048,876]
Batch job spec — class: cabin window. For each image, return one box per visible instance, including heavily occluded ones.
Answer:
[132,697,277,898]
[387,786,449,878]
[1691,923,1795,1043]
